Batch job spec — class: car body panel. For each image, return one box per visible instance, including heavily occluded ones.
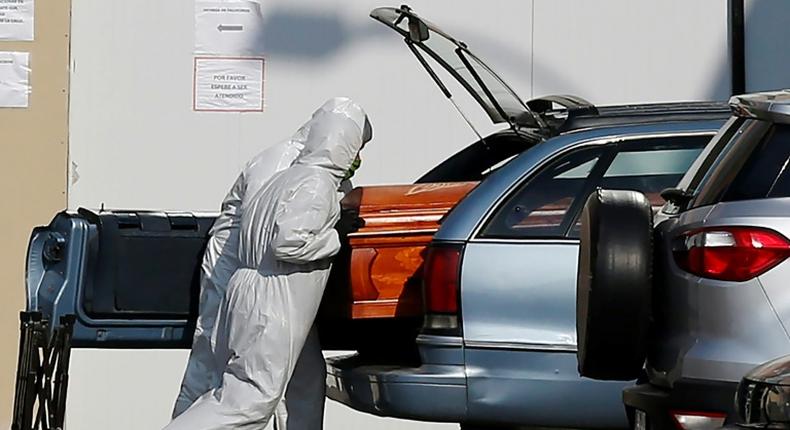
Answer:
[757,261,790,339]
[708,197,790,336]
[464,349,627,428]
[703,198,790,338]
[679,200,790,382]
[325,354,467,422]
[648,204,716,386]
[461,241,579,349]
[650,183,790,388]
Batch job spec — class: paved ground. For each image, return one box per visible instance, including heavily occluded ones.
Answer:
[65,349,457,430]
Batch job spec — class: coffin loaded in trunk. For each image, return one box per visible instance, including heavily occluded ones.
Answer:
[24,182,477,349]
[324,182,476,319]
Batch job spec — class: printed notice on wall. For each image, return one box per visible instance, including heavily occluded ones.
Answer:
[195,1,264,55]
[193,57,264,112]
[0,51,30,108]
[0,0,34,41]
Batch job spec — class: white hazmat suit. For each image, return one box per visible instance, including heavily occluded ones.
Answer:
[173,98,364,429]
[166,98,369,429]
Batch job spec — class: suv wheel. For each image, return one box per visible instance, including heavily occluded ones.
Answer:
[576,189,653,381]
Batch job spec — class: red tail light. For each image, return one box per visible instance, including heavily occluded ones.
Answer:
[423,245,462,314]
[674,227,790,282]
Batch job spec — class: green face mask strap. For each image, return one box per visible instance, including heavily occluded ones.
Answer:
[343,156,362,181]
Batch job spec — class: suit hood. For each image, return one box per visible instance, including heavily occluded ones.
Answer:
[295,97,369,180]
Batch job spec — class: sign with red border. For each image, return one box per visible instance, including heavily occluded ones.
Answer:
[193,56,264,112]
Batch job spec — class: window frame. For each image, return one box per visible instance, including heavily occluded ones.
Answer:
[473,131,716,241]
[477,145,614,240]
[687,118,771,210]
[660,116,746,215]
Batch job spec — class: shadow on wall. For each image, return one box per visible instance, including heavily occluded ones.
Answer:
[255,6,534,95]
[253,5,767,105]
[258,8,413,60]
[261,9,352,59]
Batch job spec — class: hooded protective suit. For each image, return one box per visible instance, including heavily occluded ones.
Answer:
[165,98,368,430]
[173,128,307,419]
[173,98,366,429]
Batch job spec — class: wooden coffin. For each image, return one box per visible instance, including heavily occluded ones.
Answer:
[322,182,478,320]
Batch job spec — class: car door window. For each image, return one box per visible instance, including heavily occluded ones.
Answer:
[480,148,605,239]
[566,137,709,235]
[600,147,703,208]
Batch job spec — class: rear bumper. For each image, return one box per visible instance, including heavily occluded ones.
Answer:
[325,354,467,422]
[623,379,738,429]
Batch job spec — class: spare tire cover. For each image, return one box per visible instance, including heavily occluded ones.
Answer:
[576,188,653,381]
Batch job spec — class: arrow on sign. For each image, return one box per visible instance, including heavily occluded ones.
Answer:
[217,24,244,32]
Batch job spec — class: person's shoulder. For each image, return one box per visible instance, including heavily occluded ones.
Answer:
[244,141,300,172]
[280,169,334,197]
[299,169,335,188]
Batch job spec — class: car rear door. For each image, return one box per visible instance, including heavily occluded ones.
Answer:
[458,132,713,428]
[26,209,214,347]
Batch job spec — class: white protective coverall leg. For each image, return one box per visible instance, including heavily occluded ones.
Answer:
[165,98,368,430]
[172,98,363,429]
[173,123,307,419]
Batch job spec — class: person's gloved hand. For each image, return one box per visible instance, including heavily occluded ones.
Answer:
[335,208,365,240]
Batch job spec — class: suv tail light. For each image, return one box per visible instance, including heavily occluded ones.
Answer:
[670,411,726,430]
[422,244,463,332]
[674,227,790,282]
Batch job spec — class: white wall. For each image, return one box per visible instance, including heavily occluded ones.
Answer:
[68,0,534,211]
[67,1,529,429]
[531,0,730,103]
[66,1,729,429]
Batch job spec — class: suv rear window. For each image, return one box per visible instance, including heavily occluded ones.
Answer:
[721,124,790,201]
[688,119,785,209]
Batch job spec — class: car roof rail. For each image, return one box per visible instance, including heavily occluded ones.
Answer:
[525,95,598,135]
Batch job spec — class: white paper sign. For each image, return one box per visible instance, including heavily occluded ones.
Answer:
[0,0,34,41]
[193,57,264,112]
[195,1,264,55]
[0,51,29,108]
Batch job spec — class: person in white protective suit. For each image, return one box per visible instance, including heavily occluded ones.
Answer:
[165,98,371,430]
[171,97,369,429]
